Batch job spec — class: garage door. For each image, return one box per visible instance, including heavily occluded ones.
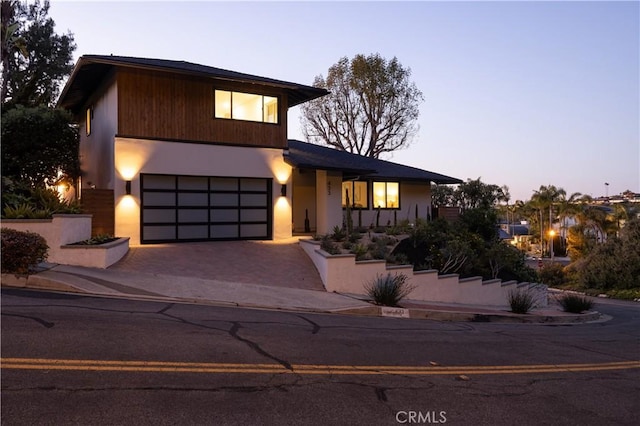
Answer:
[141,174,272,243]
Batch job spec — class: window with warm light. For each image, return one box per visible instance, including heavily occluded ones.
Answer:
[342,181,368,208]
[373,182,399,208]
[86,107,92,136]
[214,90,278,124]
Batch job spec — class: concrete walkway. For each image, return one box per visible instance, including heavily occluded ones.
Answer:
[0,240,604,323]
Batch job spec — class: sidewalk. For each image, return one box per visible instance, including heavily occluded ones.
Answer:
[1,263,603,324]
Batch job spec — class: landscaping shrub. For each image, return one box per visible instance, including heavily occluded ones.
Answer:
[320,236,341,255]
[350,243,369,261]
[367,238,390,260]
[1,179,82,219]
[557,293,594,313]
[330,225,347,242]
[365,273,414,307]
[71,234,118,245]
[1,228,49,274]
[507,288,536,314]
[538,262,566,287]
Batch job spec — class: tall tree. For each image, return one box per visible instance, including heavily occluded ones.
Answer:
[301,53,423,158]
[1,0,75,108]
[1,105,80,187]
[530,185,566,255]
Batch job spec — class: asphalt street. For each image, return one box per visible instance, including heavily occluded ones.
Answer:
[1,289,639,426]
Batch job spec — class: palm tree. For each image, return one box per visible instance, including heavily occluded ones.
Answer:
[531,185,566,256]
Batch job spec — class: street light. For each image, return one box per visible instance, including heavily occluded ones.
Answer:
[549,229,556,263]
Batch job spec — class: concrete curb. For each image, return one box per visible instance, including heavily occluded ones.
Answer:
[1,273,604,324]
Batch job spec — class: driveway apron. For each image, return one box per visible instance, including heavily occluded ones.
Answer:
[108,239,325,291]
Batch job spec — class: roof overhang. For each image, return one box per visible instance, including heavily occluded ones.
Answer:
[57,55,328,114]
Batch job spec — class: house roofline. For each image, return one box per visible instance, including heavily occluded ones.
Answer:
[57,55,328,113]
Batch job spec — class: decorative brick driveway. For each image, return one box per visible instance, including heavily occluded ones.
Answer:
[109,238,325,291]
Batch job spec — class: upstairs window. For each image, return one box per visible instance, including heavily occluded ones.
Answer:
[373,182,399,208]
[342,181,368,208]
[86,107,93,136]
[214,90,278,124]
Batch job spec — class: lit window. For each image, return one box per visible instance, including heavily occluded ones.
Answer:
[342,181,368,208]
[214,90,278,123]
[86,107,92,136]
[373,182,399,208]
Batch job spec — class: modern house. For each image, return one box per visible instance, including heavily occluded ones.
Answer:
[57,55,461,245]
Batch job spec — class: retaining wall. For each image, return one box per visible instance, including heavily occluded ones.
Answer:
[300,239,547,308]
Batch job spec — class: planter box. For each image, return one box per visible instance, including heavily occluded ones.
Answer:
[2,215,130,268]
[60,237,130,269]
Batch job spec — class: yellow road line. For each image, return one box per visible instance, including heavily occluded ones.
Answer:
[1,358,638,376]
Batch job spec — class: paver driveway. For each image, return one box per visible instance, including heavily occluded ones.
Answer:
[108,238,325,291]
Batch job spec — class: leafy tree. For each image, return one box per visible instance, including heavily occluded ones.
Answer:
[1,0,75,108]
[430,184,455,208]
[301,53,423,158]
[566,223,596,261]
[452,178,509,211]
[1,105,79,187]
[574,218,640,291]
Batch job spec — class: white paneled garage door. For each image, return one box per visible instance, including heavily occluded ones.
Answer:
[141,174,272,243]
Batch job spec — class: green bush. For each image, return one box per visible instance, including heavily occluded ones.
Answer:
[320,236,342,255]
[507,288,536,314]
[1,228,49,274]
[1,179,82,219]
[365,273,414,307]
[557,293,594,313]
[367,238,390,260]
[538,262,566,287]
[350,243,369,261]
[574,218,640,291]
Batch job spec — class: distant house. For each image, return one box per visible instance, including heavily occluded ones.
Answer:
[499,223,532,251]
[57,55,461,244]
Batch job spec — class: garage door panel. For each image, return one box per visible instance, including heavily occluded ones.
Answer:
[143,226,176,241]
[144,209,176,223]
[141,174,271,243]
[144,192,176,206]
[240,209,267,222]
[178,209,208,223]
[144,175,176,189]
[178,176,207,190]
[178,225,209,239]
[240,178,267,191]
[211,209,238,222]
[240,193,267,206]
[210,178,238,191]
[210,225,239,239]
[241,224,268,238]
[210,193,238,206]
[178,193,208,206]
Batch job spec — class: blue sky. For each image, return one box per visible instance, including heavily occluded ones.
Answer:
[50,0,639,202]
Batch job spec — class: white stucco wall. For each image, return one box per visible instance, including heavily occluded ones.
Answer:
[1,215,92,264]
[315,170,343,235]
[114,137,292,244]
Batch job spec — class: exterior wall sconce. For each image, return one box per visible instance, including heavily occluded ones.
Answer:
[280,184,287,197]
[125,180,132,195]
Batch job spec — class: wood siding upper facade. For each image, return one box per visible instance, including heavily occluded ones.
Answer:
[116,68,289,149]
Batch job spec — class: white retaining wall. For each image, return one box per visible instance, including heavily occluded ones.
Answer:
[2,215,129,268]
[300,239,547,308]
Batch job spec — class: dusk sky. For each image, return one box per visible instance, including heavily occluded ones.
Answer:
[50,0,639,202]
